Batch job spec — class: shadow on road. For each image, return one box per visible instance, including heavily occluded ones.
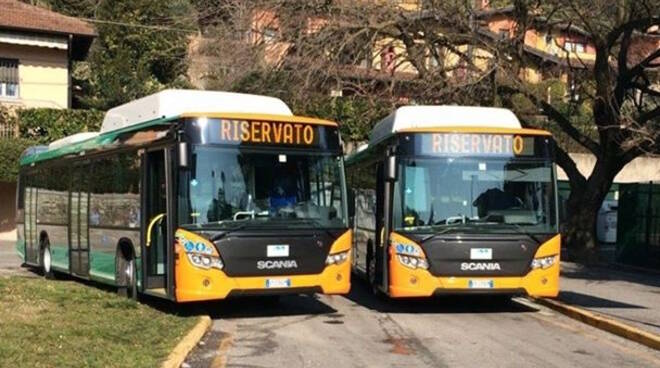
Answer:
[558,290,646,309]
[21,265,535,318]
[561,263,660,289]
[141,293,338,320]
[344,278,538,314]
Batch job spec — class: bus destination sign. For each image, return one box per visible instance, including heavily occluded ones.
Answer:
[419,133,534,157]
[219,119,317,145]
[188,118,340,150]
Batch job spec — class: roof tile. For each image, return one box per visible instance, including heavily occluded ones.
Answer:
[0,0,95,36]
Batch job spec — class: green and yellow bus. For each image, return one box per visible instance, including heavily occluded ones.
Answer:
[345,106,560,298]
[16,89,351,302]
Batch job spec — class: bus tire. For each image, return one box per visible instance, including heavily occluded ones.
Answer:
[259,295,281,306]
[39,239,55,279]
[116,245,137,300]
[491,294,512,305]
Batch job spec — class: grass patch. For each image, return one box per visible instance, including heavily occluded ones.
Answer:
[0,276,198,368]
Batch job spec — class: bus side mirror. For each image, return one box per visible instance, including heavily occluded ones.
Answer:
[385,155,397,182]
[178,142,189,168]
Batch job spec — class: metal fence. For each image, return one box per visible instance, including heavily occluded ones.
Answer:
[616,182,660,269]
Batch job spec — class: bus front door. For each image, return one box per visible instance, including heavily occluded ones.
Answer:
[143,149,170,294]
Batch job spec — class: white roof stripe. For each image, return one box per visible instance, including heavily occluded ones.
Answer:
[48,132,99,150]
[369,105,521,145]
[101,89,293,133]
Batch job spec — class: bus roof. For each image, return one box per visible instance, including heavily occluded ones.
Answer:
[346,105,551,163]
[369,105,522,146]
[20,90,336,167]
[101,89,293,133]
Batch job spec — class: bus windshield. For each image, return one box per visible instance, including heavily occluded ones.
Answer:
[394,157,557,234]
[178,145,347,230]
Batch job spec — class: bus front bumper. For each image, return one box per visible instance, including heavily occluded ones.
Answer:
[388,260,559,298]
[175,259,351,302]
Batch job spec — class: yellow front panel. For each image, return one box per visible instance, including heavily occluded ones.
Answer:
[388,232,560,298]
[174,229,352,302]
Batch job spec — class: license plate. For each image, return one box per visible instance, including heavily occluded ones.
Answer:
[265,278,291,288]
[470,248,492,260]
[468,280,494,289]
[267,245,289,258]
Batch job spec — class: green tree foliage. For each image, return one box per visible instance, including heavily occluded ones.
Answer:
[37,0,197,110]
[26,0,98,18]
[0,107,104,182]
[18,108,104,144]
[81,0,196,110]
[300,96,390,142]
[231,71,390,141]
[0,138,36,182]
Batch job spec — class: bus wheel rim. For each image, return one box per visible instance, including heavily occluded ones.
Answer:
[125,260,133,281]
[43,248,51,273]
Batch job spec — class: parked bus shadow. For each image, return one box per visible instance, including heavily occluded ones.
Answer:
[344,278,538,314]
[561,262,660,288]
[558,291,645,309]
[42,268,338,319]
[140,293,338,319]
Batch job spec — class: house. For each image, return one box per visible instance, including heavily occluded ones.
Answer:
[0,0,95,239]
[187,1,657,104]
[0,0,95,112]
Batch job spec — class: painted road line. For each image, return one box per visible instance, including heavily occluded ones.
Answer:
[532,297,660,351]
[161,315,212,368]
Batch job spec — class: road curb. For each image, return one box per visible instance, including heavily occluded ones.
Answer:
[161,315,212,368]
[533,297,660,351]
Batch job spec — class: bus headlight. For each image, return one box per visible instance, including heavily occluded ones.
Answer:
[187,253,224,270]
[326,250,350,265]
[530,255,557,270]
[392,242,429,270]
[396,254,429,270]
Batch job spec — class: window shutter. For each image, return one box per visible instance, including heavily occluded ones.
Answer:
[0,58,18,84]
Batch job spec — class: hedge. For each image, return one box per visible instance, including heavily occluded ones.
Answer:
[18,108,105,144]
[0,138,36,182]
[0,107,105,182]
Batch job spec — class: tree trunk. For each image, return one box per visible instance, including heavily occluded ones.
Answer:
[563,198,601,264]
[562,157,621,264]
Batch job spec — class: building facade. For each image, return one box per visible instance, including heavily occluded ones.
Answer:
[0,0,95,112]
[0,0,95,239]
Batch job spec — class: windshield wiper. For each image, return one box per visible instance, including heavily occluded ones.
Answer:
[409,223,474,242]
[209,223,248,242]
[179,221,250,241]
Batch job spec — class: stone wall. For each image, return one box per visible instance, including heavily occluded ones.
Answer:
[557,153,660,183]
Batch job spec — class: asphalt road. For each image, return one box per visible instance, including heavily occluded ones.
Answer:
[185,281,660,368]
[3,239,658,367]
[0,240,24,276]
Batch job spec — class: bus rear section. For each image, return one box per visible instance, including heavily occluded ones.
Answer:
[172,115,351,302]
[347,106,560,298]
